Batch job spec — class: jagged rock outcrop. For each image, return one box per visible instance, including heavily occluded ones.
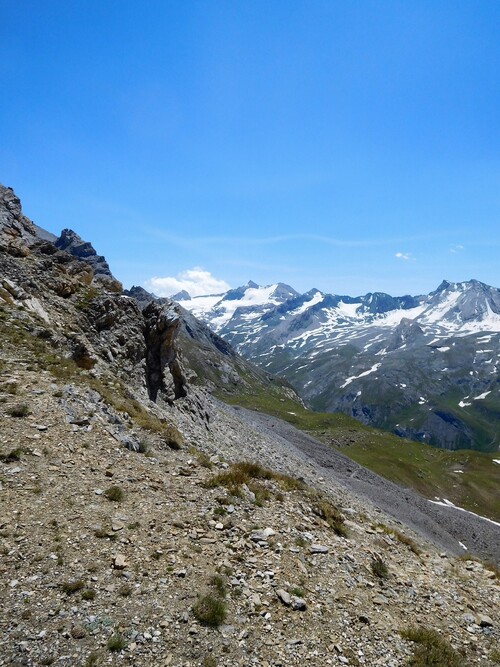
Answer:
[143,301,187,402]
[55,228,122,291]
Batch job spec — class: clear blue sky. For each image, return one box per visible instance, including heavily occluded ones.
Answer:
[1,1,499,297]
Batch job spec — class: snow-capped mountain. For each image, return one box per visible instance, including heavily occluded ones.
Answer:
[178,279,500,452]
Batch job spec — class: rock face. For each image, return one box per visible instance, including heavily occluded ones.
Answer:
[143,301,187,402]
[54,228,122,292]
[0,183,188,411]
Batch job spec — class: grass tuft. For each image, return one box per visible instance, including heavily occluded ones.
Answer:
[107,634,127,652]
[204,460,304,501]
[400,626,466,667]
[103,486,124,502]
[192,593,227,627]
[371,556,389,579]
[61,579,85,595]
[309,494,347,537]
[7,403,30,418]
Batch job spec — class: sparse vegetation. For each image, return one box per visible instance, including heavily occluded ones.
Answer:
[1,447,23,463]
[118,584,133,597]
[103,486,124,502]
[209,574,227,597]
[400,626,466,667]
[61,579,85,595]
[84,652,102,667]
[371,555,389,579]
[373,523,422,555]
[7,402,30,417]
[309,493,347,537]
[192,593,227,627]
[81,589,96,600]
[107,634,127,652]
[490,649,500,664]
[204,460,304,502]
[193,573,228,627]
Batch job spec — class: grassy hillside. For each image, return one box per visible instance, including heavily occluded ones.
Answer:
[218,389,500,522]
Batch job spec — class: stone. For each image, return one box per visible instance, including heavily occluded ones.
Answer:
[309,544,329,554]
[276,589,291,606]
[113,554,127,570]
[291,596,307,611]
[250,527,276,542]
[476,615,493,627]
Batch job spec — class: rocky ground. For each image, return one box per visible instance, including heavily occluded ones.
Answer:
[1,362,499,667]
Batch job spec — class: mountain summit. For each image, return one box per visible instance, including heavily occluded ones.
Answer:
[178,279,500,451]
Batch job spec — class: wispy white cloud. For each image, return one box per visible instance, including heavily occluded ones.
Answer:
[395,251,414,261]
[450,244,464,253]
[145,268,230,297]
[144,227,451,250]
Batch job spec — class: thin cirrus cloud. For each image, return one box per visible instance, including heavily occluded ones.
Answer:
[450,244,464,253]
[144,227,449,250]
[145,268,230,297]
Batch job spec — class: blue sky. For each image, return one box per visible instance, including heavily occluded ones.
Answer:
[1,1,499,297]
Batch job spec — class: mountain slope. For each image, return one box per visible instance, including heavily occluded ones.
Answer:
[179,279,500,452]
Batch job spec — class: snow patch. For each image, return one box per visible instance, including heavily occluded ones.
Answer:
[429,498,500,528]
[340,363,381,388]
[473,391,491,400]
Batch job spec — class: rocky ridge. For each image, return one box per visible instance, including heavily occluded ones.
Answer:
[177,280,500,452]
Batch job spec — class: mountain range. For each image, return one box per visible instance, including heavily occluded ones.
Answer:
[177,279,500,452]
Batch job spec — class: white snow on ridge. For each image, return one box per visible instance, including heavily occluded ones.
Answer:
[458,400,472,408]
[375,305,426,327]
[178,294,223,316]
[341,363,381,388]
[336,301,362,318]
[473,391,491,400]
[291,291,324,316]
[429,498,500,528]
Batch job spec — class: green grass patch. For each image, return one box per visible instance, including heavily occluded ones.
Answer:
[221,390,500,522]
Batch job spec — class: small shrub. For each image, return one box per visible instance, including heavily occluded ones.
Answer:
[118,584,132,597]
[203,657,217,667]
[1,448,23,463]
[196,451,213,469]
[310,495,347,537]
[61,580,85,595]
[192,593,227,627]
[94,528,116,540]
[371,556,389,579]
[7,403,29,418]
[214,506,227,516]
[209,574,227,597]
[400,626,465,667]
[107,634,127,652]
[137,439,150,454]
[490,649,500,664]
[84,653,102,667]
[103,486,124,502]
[81,589,95,601]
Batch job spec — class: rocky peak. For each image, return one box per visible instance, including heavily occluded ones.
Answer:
[170,289,191,301]
[55,228,115,279]
[0,184,41,252]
